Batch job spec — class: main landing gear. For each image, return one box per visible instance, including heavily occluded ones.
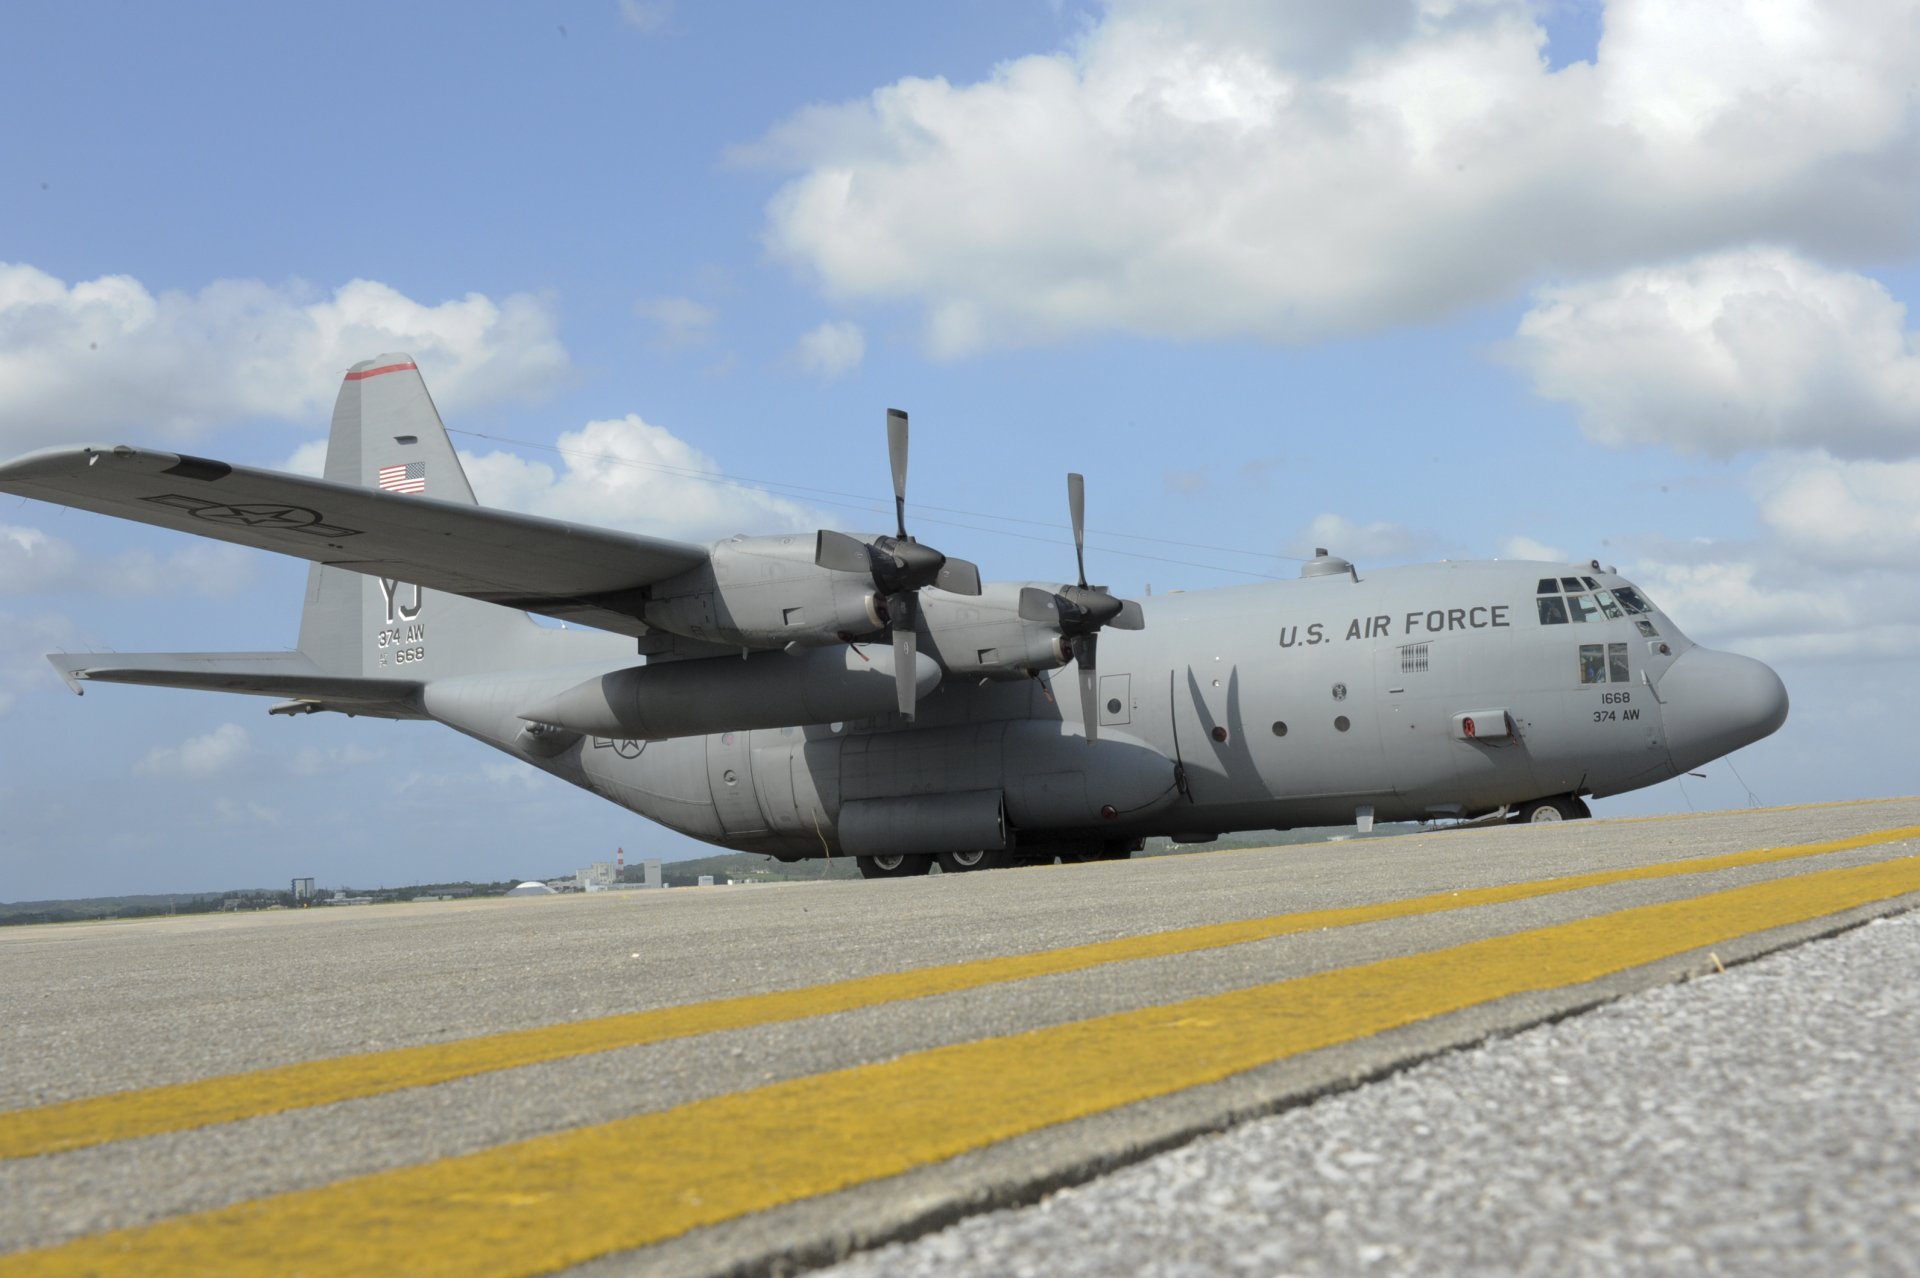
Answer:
[1513,795,1593,823]
[855,853,931,879]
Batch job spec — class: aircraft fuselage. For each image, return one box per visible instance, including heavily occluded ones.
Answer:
[423,558,1787,858]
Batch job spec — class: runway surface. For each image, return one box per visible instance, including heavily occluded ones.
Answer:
[2,797,1917,1276]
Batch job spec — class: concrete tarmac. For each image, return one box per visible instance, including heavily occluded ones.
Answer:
[2,797,1917,1276]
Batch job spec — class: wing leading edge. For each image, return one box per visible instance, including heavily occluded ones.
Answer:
[0,445,710,637]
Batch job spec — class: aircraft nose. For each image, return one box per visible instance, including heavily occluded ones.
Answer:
[1660,647,1789,774]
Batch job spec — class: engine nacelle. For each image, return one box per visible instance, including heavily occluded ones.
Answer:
[918,583,1070,679]
[518,643,940,740]
[641,535,883,650]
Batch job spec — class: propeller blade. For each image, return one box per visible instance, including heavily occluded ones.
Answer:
[815,529,873,575]
[1068,471,1088,588]
[890,592,918,718]
[936,557,983,596]
[1111,599,1146,630]
[1019,586,1061,624]
[887,408,910,540]
[1072,632,1099,745]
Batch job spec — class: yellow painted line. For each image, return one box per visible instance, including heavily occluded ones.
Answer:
[3,824,1917,1163]
[7,851,1918,1276]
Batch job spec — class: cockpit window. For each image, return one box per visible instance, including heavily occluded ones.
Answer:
[1578,641,1632,685]
[1537,577,1658,625]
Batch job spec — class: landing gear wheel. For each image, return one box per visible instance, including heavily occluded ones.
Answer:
[936,848,1019,873]
[857,854,931,879]
[1515,796,1580,823]
[1570,796,1592,819]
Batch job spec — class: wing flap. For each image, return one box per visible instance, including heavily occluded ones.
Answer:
[1,445,710,636]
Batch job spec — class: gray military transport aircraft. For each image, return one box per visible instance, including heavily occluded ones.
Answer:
[0,355,1788,877]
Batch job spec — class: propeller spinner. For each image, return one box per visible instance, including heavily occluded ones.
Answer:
[814,408,981,719]
[1019,472,1145,744]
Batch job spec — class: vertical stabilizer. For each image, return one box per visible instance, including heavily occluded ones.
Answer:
[297,355,615,679]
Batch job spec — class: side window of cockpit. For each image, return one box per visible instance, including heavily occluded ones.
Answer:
[1538,595,1569,624]
[1608,642,1630,682]
[1567,594,1601,623]
[1578,641,1632,684]
[1593,590,1624,620]
[1613,586,1651,614]
[1579,644,1607,684]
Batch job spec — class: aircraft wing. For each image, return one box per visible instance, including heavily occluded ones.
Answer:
[0,445,711,637]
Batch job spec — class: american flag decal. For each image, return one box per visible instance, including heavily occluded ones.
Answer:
[377,462,426,494]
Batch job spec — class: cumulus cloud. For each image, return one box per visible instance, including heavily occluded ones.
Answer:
[1293,512,1429,561]
[1508,248,1920,458]
[459,414,828,543]
[751,0,1920,355]
[0,523,253,596]
[1750,452,1920,569]
[1499,535,1568,562]
[793,321,866,378]
[1624,450,1920,659]
[289,743,384,777]
[135,723,251,780]
[0,265,570,451]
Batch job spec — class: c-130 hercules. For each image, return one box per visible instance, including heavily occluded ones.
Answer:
[0,355,1788,877]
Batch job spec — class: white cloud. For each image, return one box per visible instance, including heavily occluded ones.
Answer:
[288,743,384,777]
[1499,535,1568,562]
[793,321,866,379]
[459,414,828,543]
[0,522,253,596]
[281,439,328,478]
[0,265,570,451]
[1293,512,1428,561]
[1508,248,1920,458]
[634,295,718,349]
[1751,452,1920,569]
[135,723,251,780]
[752,0,1920,355]
[1625,450,1920,660]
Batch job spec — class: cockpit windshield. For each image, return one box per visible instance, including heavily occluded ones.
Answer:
[1536,577,1655,625]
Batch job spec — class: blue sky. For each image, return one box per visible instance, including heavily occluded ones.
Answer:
[4,1,1917,899]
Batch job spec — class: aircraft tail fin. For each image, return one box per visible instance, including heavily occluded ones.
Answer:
[295,354,628,681]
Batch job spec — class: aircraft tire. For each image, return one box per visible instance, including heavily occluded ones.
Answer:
[936,848,1020,873]
[1515,796,1581,823]
[857,854,932,879]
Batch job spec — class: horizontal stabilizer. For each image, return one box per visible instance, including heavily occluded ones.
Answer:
[48,651,427,719]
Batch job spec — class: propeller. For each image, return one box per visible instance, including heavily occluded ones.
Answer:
[1018,472,1145,744]
[814,408,981,719]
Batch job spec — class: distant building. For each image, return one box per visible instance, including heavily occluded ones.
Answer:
[697,875,715,887]
[643,859,663,890]
[576,861,618,892]
[506,881,555,897]
[291,877,315,902]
